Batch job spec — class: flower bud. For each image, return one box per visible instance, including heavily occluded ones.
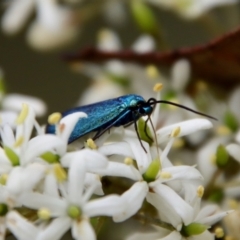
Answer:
[138,117,153,145]
[216,144,229,168]
[143,159,160,182]
[181,223,208,237]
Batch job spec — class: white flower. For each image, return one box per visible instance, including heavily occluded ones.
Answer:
[19,156,123,240]
[90,118,212,225]
[127,185,230,240]
[2,0,79,50]
[2,94,47,117]
[6,211,39,240]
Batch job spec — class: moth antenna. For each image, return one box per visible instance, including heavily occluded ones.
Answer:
[149,99,217,121]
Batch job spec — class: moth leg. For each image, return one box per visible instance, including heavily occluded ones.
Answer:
[93,130,104,140]
[132,112,147,153]
[93,111,134,140]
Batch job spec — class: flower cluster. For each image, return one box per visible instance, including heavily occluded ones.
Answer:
[0,86,231,240]
[2,0,239,50]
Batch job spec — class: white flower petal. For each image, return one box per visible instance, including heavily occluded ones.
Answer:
[97,29,121,51]
[113,182,148,222]
[72,218,96,240]
[6,211,39,240]
[44,173,60,197]
[124,137,151,174]
[146,192,182,229]
[194,204,218,221]
[59,112,87,145]
[22,135,66,164]
[68,158,86,205]
[94,162,142,181]
[19,105,36,144]
[198,211,233,226]
[226,143,240,163]
[0,147,11,165]
[6,167,24,196]
[21,163,46,191]
[171,59,190,92]
[2,94,47,117]
[37,217,71,240]
[1,124,15,147]
[84,173,103,196]
[197,137,227,185]
[20,193,67,216]
[149,184,194,226]
[2,0,35,34]
[61,149,108,171]
[85,195,124,217]
[98,142,135,159]
[132,35,155,53]
[157,166,203,183]
[0,111,18,127]
[157,119,213,143]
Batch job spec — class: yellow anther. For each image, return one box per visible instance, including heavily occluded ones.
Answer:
[170,127,181,138]
[146,65,160,79]
[0,174,8,185]
[48,112,62,125]
[172,138,185,148]
[153,83,163,92]
[159,171,172,179]
[215,227,224,238]
[197,185,204,198]
[228,199,239,210]
[210,154,217,165]
[124,157,133,165]
[53,164,67,183]
[15,103,29,124]
[38,208,51,220]
[86,139,98,150]
[14,136,24,148]
[216,125,231,136]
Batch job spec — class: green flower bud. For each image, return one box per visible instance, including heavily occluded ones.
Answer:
[41,152,60,164]
[4,146,20,166]
[224,110,238,132]
[216,144,229,168]
[67,205,82,219]
[0,203,8,216]
[143,159,160,182]
[181,223,208,237]
[130,0,158,34]
[138,117,153,145]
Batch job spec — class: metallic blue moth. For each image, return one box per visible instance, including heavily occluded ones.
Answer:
[46,94,216,149]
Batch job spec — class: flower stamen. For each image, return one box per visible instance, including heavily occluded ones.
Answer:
[48,112,62,125]
[15,103,29,124]
[53,164,67,182]
[38,208,51,220]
